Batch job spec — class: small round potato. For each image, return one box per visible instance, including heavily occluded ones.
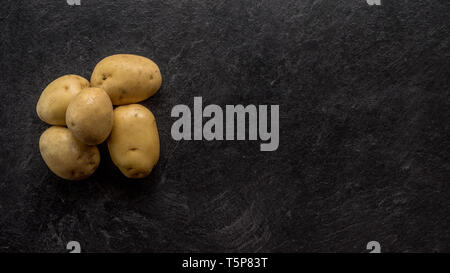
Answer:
[39,126,100,180]
[107,104,160,179]
[90,54,162,105]
[66,87,113,145]
[36,75,89,125]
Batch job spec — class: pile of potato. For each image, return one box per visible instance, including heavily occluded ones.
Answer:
[36,54,161,180]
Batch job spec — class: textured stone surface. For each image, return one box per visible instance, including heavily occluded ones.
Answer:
[0,0,449,252]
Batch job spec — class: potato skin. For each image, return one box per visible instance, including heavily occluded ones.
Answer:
[36,75,89,125]
[90,54,162,105]
[107,104,160,179]
[39,126,100,180]
[66,87,113,145]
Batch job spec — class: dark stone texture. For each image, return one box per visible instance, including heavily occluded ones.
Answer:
[0,0,449,252]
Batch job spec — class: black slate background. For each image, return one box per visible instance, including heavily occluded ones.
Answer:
[0,0,449,252]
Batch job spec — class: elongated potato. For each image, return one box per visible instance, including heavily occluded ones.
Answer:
[66,87,113,145]
[36,75,89,125]
[39,126,100,180]
[107,104,160,178]
[90,54,162,105]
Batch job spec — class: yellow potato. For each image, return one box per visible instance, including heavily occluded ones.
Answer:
[39,126,100,180]
[36,75,89,125]
[66,87,113,145]
[90,54,162,105]
[107,104,160,179]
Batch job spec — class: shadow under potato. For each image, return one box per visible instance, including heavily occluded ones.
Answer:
[97,142,162,187]
[50,142,162,201]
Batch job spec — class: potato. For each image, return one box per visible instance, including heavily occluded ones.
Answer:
[36,75,89,125]
[90,54,162,105]
[39,126,100,180]
[66,87,113,145]
[107,104,160,178]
